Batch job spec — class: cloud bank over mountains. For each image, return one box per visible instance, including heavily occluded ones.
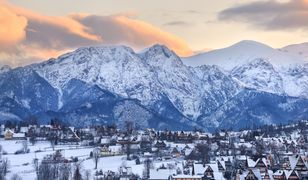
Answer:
[0,1,192,66]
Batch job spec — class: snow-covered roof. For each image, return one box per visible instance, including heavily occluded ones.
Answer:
[170,174,204,179]
[13,133,25,138]
[247,158,257,168]
[288,155,307,170]
[213,172,225,180]
[193,163,205,175]
[19,127,29,133]
[205,163,219,172]
[217,159,226,170]
[149,169,175,180]
[284,170,299,179]
[109,145,122,152]
[4,129,14,134]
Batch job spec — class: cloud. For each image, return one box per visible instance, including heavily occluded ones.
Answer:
[0,5,27,52]
[0,1,192,67]
[218,0,308,30]
[75,14,192,56]
[163,21,191,26]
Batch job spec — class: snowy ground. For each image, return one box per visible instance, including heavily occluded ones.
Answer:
[0,139,178,180]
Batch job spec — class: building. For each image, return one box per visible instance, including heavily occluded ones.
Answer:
[4,129,14,140]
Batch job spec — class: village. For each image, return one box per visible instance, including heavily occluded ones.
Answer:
[0,119,307,180]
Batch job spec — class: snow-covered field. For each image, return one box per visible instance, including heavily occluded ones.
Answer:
[0,139,176,180]
[0,139,90,179]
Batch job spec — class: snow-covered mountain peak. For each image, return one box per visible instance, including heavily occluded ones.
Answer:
[139,44,183,67]
[231,40,273,50]
[183,40,306,70]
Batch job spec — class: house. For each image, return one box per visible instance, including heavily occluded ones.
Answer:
[193,163,224,180]
[239,169,261,180]
[100,146,111,156]
[263,169,273,180]
[272,170,286,180]
[119,166,132,180]
[290,155,307,173]
[285,170,300,180]
[100,136,111,146]
[155,141,167,149]
[171,147,181,157]
[217,159,226,172]
[109,145,122,155]
[4,129,14,140]
[204,165,215,179]
[255,158,268,174]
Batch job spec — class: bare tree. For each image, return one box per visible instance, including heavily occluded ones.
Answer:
[196,141,210,164]
[49,131,58,151]
[93,148,101,169]
[22,140,28,153]
[84,170,91,180]
[0,158,9,177]
[0,145,2,159]
[37,157,61,180]
[73,163,83,180]
[50,138,56,151]
[143,155,152,179]
[33,158,39,178]
[124,120,134,160]
[60,163,72,180]
[38,162,54,180]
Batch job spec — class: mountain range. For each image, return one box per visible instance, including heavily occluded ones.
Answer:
[0,40,307,131]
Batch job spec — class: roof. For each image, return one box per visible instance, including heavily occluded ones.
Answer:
[247,158,257,168]
[13,133,25,138]
[5,129,14,134]
[213,172,225,180]
[170,174,204,178]
[205,163,219,172]
[284,170,299,179]
[289,155,308,170]
[193,164,205,175]
[217,160,226,170]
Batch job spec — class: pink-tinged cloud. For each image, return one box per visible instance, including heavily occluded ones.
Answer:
[0,5,27,52]
[0,1,192,66]
[74,14,193,56]
[114,16,192,56]
[3,2,100,42]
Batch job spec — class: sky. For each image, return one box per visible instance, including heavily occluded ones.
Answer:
[1,0,308,67]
